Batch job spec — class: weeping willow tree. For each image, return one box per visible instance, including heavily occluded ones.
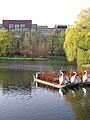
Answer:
[64,8,90,70]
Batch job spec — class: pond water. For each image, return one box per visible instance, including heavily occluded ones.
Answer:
[0,60,90,120]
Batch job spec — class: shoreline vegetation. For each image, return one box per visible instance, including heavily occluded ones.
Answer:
[0,56,67,61]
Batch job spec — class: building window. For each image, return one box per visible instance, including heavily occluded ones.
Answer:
[20,24,25,29]
[25,28,30,31]
[9,24,14,30]
[15,24,19,29]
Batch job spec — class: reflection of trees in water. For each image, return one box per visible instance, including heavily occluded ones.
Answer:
[2,85,32,95]
[65,87,90,120]
[0,85,34,101]
[1,81,33,97]
[0,69,33,98]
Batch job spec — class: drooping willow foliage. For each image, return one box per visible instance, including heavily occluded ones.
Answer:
[64,8,90,69]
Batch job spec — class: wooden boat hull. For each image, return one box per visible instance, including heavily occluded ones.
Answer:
[33,75,66,89]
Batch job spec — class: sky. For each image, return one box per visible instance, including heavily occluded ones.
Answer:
[0,0,90,27]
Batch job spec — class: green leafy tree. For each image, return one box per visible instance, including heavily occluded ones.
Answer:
[48,31,65,56]
[57,31,66,55]
[8,28,30,57]
[0,30,12,56]
[64,8,90,69]
[30,30,49,58]
[48,32,58,55]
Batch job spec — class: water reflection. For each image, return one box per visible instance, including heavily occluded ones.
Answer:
[34,85,90,120]
[33,79,90,99]
[59,89,64,99]
[71,89,76,97]
[82,87,86,96]
[65,86,90,120]
[1,60,90,120]
[35,82,38,88]
[0,68,34,101]
[0,59,76,71]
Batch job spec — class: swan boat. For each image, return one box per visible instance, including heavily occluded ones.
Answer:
[33,70,90,89]
[33,73,67,89]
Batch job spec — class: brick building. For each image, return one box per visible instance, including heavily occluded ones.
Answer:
[3,20,32,38]
[3,20,32,30]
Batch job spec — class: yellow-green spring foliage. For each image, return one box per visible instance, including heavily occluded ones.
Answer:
[0,30,13,55]
[64,8,90,67]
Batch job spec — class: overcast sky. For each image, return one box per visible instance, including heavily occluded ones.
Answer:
[0,0,90,27]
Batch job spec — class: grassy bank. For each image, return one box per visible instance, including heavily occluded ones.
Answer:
[0,56,66,61]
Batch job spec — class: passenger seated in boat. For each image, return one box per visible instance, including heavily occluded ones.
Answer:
[82,70,90,82]
[59,71,69,85]
[70,71,81,84]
